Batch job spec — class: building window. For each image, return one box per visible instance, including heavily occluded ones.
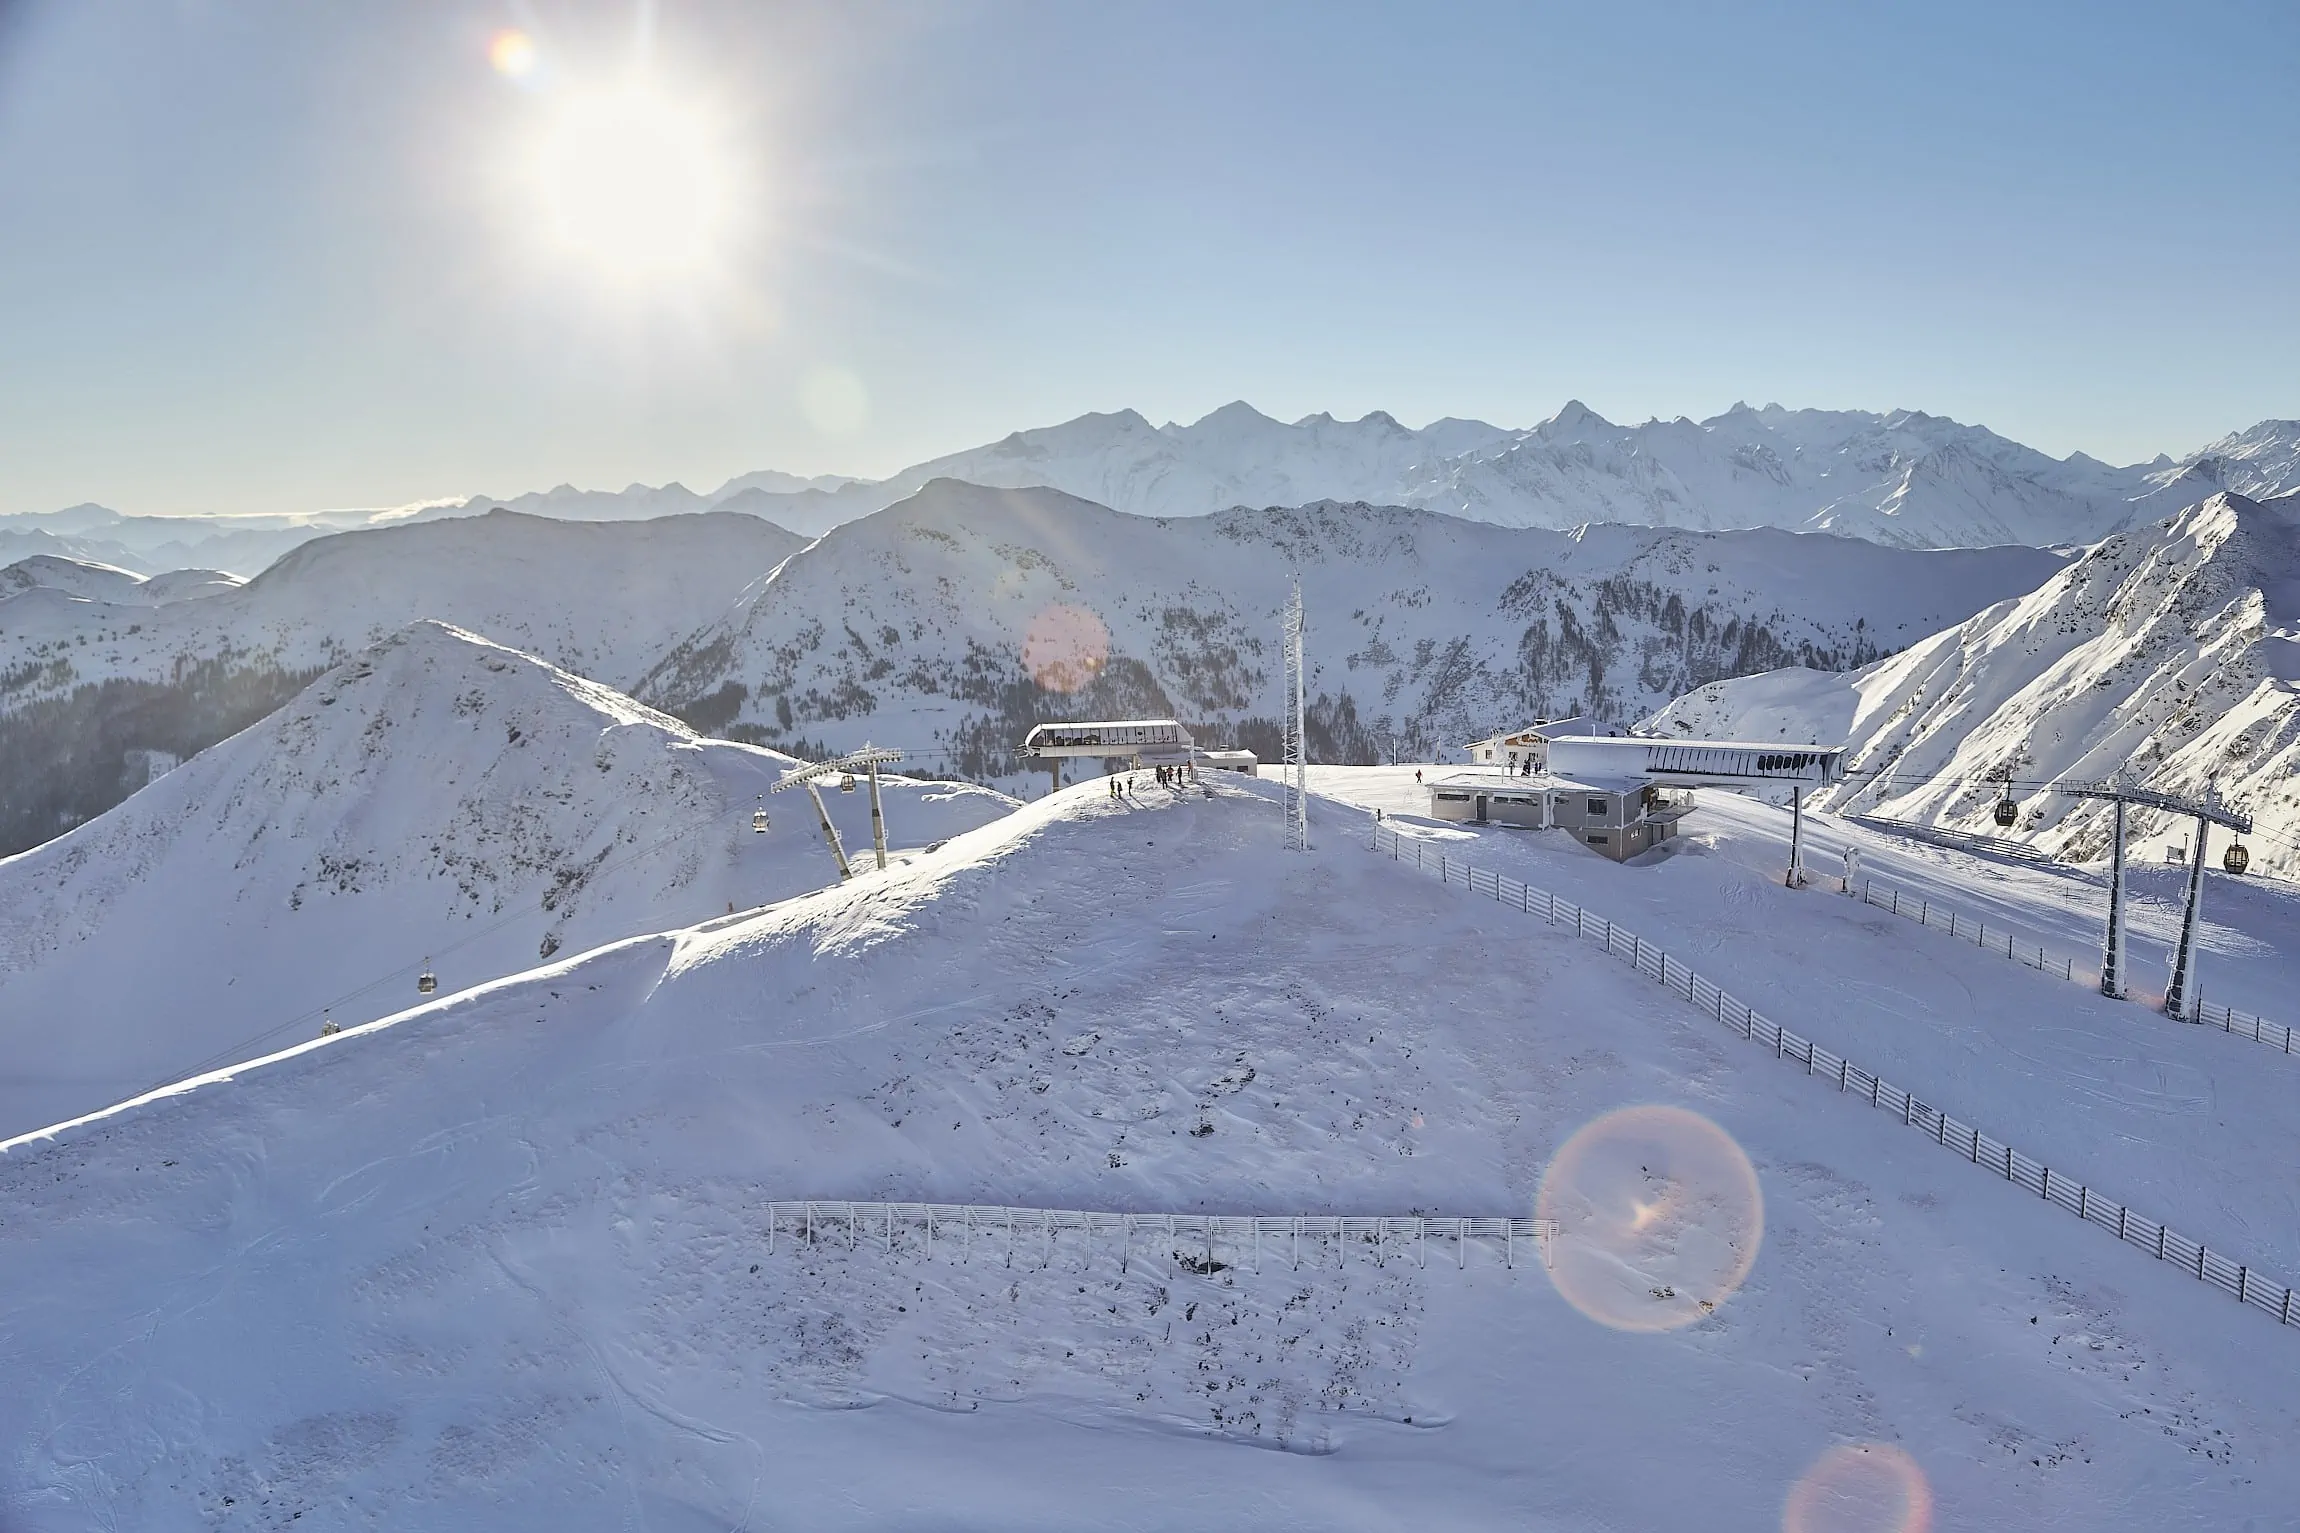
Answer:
[1587,834,1609,845]
[1586,797,1607,816]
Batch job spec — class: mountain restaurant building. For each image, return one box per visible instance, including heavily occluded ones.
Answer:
[1426,735,1846,862]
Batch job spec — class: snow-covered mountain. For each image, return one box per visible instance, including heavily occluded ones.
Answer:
[0,509,807,856]
[0,620,1015,1139]
[5,771,2297,1525]
[1645,490,2300,877]
[447,405,2300,550]
[21,410,2297,563]
[0,553,242,606]
[637,480,2068,790]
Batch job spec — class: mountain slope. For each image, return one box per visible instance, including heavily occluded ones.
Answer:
[0,509,807,855]
[1645,490,2300,876]
[638,480,2068,789]
[2,776,2294,1526]
[0,620,1015,1139]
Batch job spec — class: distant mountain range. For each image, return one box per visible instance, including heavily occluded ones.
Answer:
[9,405,2298,572]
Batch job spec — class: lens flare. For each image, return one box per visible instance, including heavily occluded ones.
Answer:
[1784,1443,1932,1533]
[1536,1104,1763,1331]
[488,28,537,79]
[1023,604,1110,693]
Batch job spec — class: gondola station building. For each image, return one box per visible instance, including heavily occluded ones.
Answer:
[1426,732,1847,862]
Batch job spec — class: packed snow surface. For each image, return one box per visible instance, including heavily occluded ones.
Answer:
[3,769,2295,1528]
[0,621,1015,1139]
[1647,490,2300,878]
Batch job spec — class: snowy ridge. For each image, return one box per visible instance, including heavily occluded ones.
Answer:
[1647,490,2300,877]
[0,507,810,854]
[638,479,2066,789]
[0,619,1014,1138]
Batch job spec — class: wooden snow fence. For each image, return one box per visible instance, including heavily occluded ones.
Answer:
[763,1201,1556,1276]
[1370,823,2300,1332]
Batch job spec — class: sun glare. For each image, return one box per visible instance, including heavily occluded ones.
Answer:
[488,29,537,80]
[521,83,738,288]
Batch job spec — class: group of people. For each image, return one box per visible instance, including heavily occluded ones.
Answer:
[1106,761,1199,798]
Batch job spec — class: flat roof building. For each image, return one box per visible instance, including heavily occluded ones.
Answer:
[1426,734,1846,863]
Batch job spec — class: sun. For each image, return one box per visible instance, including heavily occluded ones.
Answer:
[523,83,736,286]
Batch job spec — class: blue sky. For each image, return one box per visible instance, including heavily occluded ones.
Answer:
[1,0,2294,516]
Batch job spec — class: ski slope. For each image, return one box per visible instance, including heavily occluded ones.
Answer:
[0,622,1015,1141]
[2,770,2294,1529]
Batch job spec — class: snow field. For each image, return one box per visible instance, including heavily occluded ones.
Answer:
[4,772,2297,1527]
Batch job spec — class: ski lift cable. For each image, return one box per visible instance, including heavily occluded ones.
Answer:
[116,804,743,1110]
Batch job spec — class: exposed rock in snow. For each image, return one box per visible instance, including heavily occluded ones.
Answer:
[0,620,1015,1138]
[1645,490,2300,876]
[638,480,2068,791]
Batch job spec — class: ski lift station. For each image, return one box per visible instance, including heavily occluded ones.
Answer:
[1427,733,1847,862]
[1018,720,1256,785]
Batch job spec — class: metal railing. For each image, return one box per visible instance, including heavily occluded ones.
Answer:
[1368,823,2299,1331]
[761,1200,1556,1274]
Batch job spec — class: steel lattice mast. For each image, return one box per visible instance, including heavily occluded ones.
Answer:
[1283,580,1309,852]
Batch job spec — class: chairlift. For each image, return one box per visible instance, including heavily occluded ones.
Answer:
[2224,839,2250,875]
[417,961,437,995]
[839,774,857,793]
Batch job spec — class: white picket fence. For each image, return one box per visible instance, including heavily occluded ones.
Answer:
[762,1200,1557,1274]
[1369,823,2300,1331]
[1859,878,2295,1058]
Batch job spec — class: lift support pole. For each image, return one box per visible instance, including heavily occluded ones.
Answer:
[867,760,888,870]
[2069,778,2248,1016]
[806,781,853,881]
[2102,797,2128,1000]
[1786,788,1807,888]
[2164,811,2211,1020]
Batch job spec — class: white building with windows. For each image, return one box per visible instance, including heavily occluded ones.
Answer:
[1427,734,1846,862]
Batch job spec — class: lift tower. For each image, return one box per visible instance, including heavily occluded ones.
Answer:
[2067,778,2251,1018]
[1282,580,1309,853]
[770,746,906,878]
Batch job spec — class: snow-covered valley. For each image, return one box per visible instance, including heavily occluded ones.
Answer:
[2,771,2294,1529]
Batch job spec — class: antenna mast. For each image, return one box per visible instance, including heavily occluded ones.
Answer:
[1283,580,1309,852]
